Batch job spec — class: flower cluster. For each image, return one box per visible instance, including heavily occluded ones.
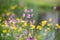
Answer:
[0,5,60,40]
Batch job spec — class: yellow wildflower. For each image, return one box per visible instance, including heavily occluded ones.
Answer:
[49,18,52,22]
[10,5,17,10]
[21,20,25,23]
[4,22,8,27]
[16,18,20,20]
[37,25,42,30]
[28,33,31,36]
[11,26,17,30]
[56,24,59,27]
[30,24,35,29]
[46,28,50,31]
[6,12,10,16]
[3,30,7,33]
[10,21,15,25]
[19,27,22,31]
[17,29,20,32]
[57,26,60,29]
[22,23,27,27]
[41,20,47,26]
[41,20,47,24]
[41,24,45,26]
[2,24,5,27]
[47,23,52,26]
[55,24,60,29]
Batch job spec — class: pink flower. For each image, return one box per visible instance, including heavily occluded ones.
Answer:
[26,37,31,40]
[26,38,30,40]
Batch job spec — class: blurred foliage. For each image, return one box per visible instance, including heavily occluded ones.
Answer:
[0,0,20,15]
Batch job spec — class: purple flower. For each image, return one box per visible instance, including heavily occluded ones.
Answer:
[27,14,31,18]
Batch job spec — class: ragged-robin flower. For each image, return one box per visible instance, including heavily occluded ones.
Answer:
[26,36,31,40]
